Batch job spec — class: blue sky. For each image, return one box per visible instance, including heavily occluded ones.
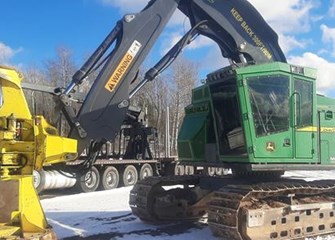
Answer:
[1,0,335,96]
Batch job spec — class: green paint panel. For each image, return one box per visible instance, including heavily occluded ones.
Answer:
[178,103,209,162]
[321,140,330,164]
[294,132,314,159]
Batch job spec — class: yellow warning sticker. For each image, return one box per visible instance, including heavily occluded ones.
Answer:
[105,40,142,92]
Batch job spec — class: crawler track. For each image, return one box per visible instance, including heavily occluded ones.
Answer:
[131,176,335,239]
[208,181,335,240]
[129,175,210,222]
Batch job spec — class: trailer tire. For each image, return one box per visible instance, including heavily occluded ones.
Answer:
[101,166,119,190]
[122,165,138,186]
[33,170,46,193]
[206,167,216,176]
[185,166,195,175]
[215,167,223,176]
[174,163,185,175]
[139,164,153,180]
[76,166,100,192]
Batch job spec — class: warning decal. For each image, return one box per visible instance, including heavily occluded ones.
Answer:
[105,40,142,92]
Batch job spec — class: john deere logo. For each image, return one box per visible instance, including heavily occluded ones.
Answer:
[266,142,275,152]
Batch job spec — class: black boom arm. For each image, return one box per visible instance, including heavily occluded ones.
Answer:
[60,0,286,155]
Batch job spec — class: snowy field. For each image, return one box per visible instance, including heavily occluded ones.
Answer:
[41,171,335,240]
[41,187,213,240]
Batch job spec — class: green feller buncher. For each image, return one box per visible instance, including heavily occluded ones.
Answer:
[127,1,335,240]
[2,0,335,239]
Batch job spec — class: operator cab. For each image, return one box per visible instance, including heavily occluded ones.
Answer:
[178,62,319,169]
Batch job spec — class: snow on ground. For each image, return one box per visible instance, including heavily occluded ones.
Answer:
[41,187,215,240]
[41,171,335,240]
[284,170,335,182]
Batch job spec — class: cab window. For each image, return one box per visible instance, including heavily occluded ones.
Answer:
[247,75,289,137]
[294,79,313,127]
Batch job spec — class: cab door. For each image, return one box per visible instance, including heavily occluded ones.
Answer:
[293,78,316,160]
[245,74,293,161]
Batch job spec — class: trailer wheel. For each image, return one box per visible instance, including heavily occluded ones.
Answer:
[76,166,100,192]
[101,166,119,190]
[174,163,185,175]
[33,170,46,193]
[122,165,138,186]
[139,164,153,180]
[215,167,223,176]
[206,167,216,176]
[184,166,195,175]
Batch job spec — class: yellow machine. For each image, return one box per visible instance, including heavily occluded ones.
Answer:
[0,66,77,239]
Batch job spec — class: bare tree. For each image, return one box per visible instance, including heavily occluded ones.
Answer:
[131,56,198,156]
[22,66,48,115]
[44,46,78,135]
[131,73,170,154]
[169,57,198,155]
[45,47,77,88]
